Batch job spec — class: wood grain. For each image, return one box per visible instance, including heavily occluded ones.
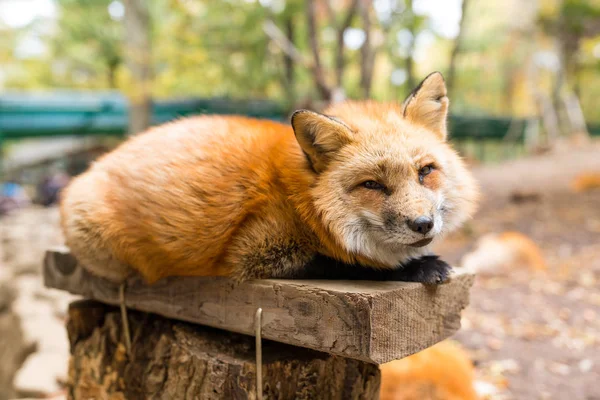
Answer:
[44,247,473,364]
[67,301,381,399]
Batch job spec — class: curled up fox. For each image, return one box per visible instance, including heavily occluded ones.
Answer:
[60,72,478,285]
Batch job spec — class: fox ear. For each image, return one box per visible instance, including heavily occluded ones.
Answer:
[402,72,449,140]
[291,110,353,173]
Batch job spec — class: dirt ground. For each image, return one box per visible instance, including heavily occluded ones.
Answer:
[0,142,599,399]
[0,208,72,399]
[434,142,600,400]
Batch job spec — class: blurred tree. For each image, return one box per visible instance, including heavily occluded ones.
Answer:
[8,0,600,135]
[124,0,152,134]
[539,0,600,97]
[447,0,470,97]
[359,0,375,98]
[0,27,19,88]
[327,0,360,95]
[403,0,416,90]
[260,0,306,105]
[263,0,369,104]
[306,0,334,100]
[304,0,359,102]
[281,10,297,101]
[376,0,429,98]
[0,25,16,64]
[538,0,600,137]
[437,0,540,117]
[157,0,283,98]
[2,0,432,106]
[52,0,123,88]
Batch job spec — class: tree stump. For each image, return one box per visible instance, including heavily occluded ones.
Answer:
[67,300,381,400]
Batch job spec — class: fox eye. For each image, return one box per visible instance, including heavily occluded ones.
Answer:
[362,180,386,190]
[419,165,434,183]
[419,165,433,176]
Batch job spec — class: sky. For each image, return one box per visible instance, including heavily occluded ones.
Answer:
[414,0,463,38]
[0,0,57,28]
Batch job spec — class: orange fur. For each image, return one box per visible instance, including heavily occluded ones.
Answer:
[461,231,546,275]
[498,232,546,271]
[571,172,600,193]
[379,340,478,400]
[60,73,478,283]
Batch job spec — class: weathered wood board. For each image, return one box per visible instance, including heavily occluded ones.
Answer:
[44,247,474,364]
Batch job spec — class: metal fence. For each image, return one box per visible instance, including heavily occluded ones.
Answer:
[1,92,598,168]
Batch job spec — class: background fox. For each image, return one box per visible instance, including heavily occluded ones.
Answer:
[461,231,547,275]
[571,172,600,193]
[379,339,478,400]
[60,72,478,284]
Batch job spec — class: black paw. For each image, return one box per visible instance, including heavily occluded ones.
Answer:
[297,254,452,284]
[388,255,452,284]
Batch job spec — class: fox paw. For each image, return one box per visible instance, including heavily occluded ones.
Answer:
[296,254,452,284]
[392,255,452,284]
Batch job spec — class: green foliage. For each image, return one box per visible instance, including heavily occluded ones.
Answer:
[539,0,600,37]
[153,0,283,98]
[2,0,600,124]
[51,0,123,88]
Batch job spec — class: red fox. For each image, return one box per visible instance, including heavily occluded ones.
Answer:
[379,340,478,400]
[461,231,546,275]
[60,72,478,284]
[571,172,600,193]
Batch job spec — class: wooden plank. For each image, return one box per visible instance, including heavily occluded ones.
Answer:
[44,247,474,364]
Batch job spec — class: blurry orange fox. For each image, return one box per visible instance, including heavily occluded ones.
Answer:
[571,172,600,193]
[60,72,478,284]
[461,231,546,275]
[380,340,478,400]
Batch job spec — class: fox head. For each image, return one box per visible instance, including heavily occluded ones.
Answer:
[291,72,478,267]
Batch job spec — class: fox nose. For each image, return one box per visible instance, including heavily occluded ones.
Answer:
[408,216,434,235]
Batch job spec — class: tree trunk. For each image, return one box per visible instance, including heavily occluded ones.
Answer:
[405,0,416,90]
[306,0,332,101]
[563,92,589,137]
[66,300,381,400]
[359,0,374,98]
[107,60,118,89]
[447,0,469,97]
[282,14,296,103]
[405,50,415,91]
[501,34,518,114]
[552,39,572,139]
[537,93,560,145]
[334,0,359,88]
[124,0,152,135]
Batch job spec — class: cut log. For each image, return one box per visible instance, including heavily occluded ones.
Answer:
[66,300,381,399]
[45,247,474,364]
[0,284,33,400]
